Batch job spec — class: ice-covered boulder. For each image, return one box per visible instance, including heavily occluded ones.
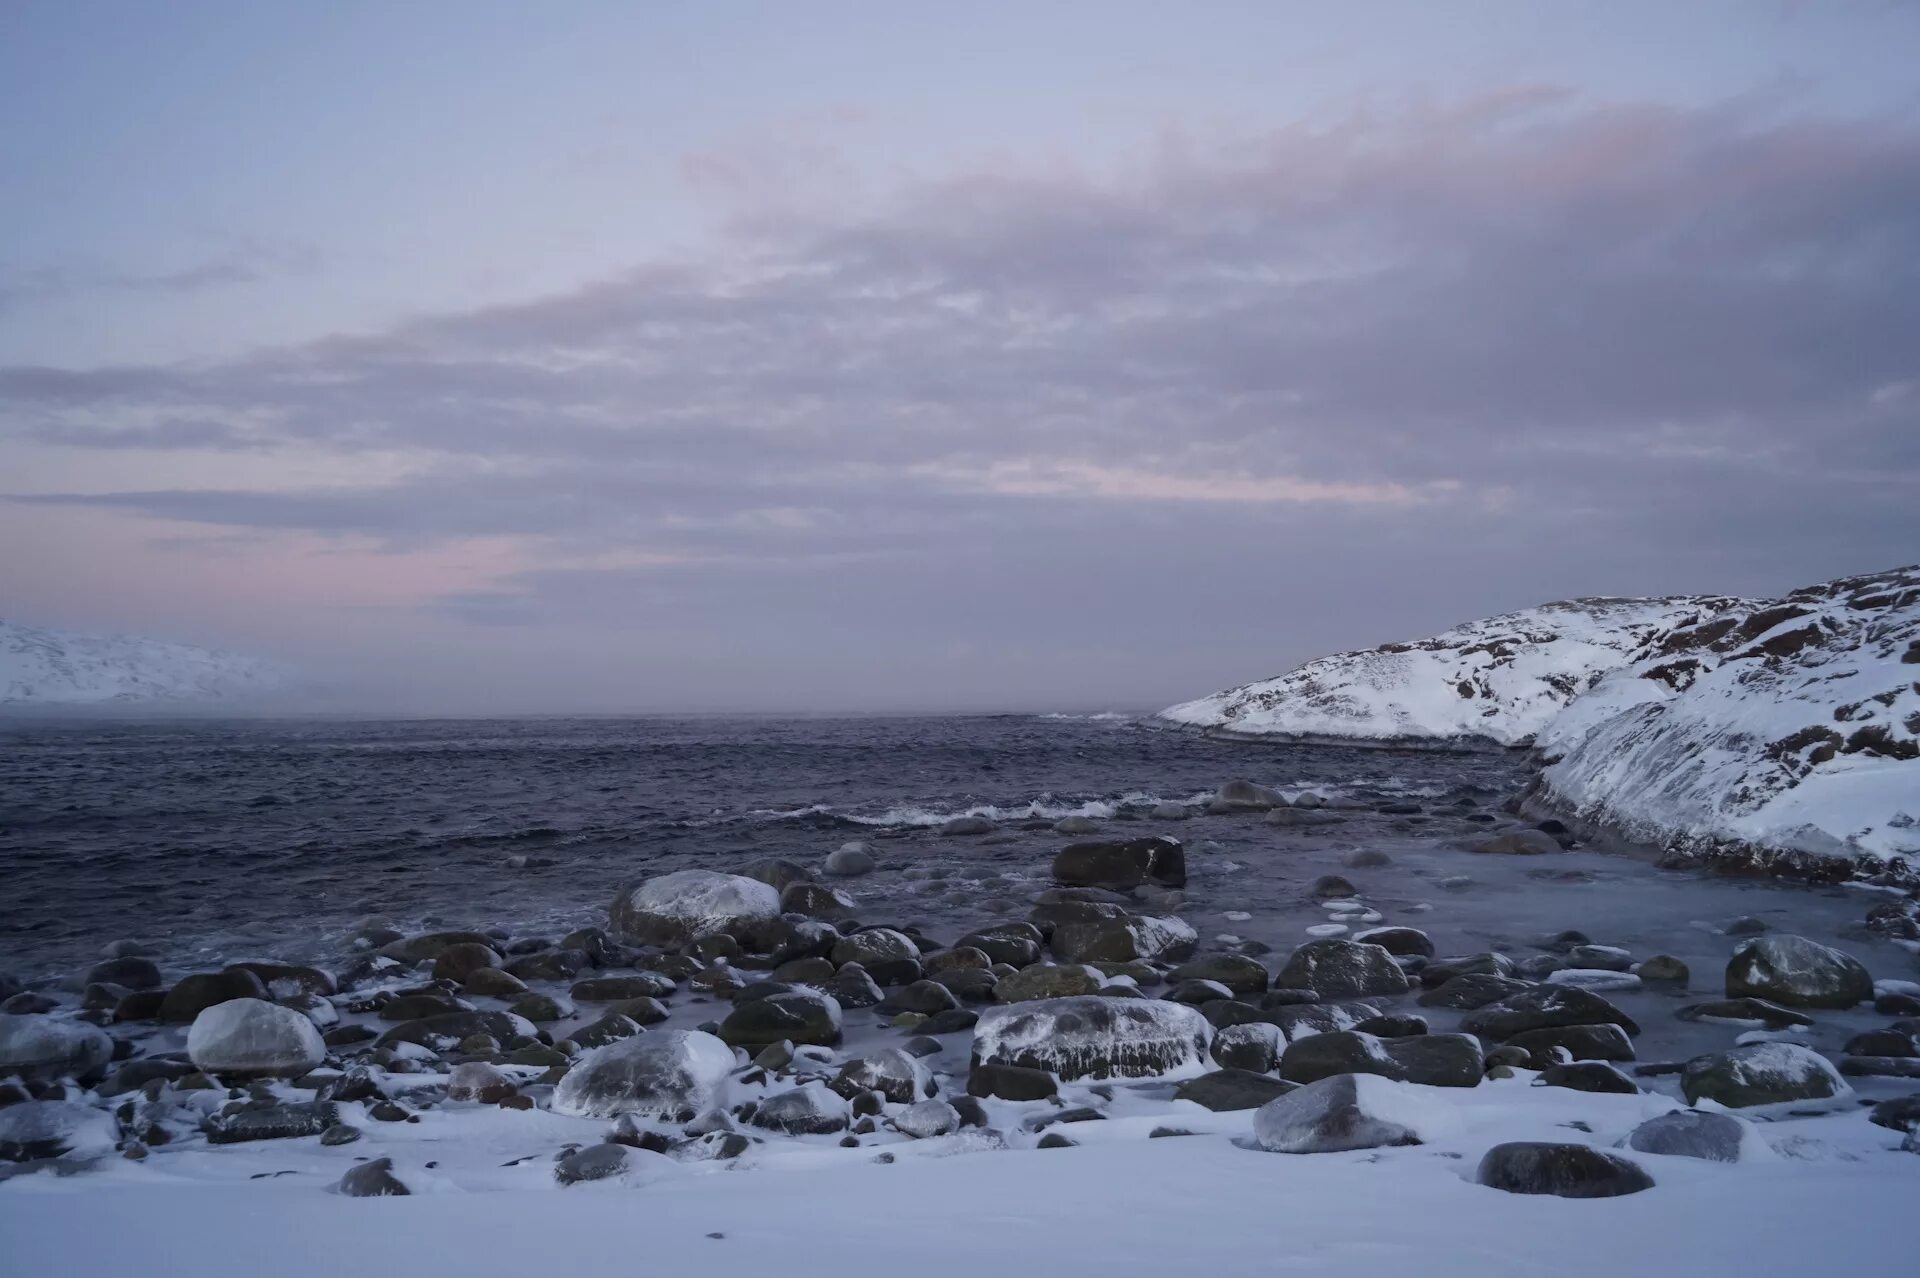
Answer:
[552,1029,735,1120]
[972,996,1212,1081]
[608,870,781,948]
[1460,985,1639,1040]
[1046,906,1197,964]
[1681,1042,1850,1109]
[1275,939,1409,1000]
[0,1013,113,1084]
[186,997,326,1077]
[1476,1142,1654,1197]
[824,843,876,876]
[717,988,843,1049]
[748,1082,850,1134]
[0,1100,119,1162]
[828,1048,928,1104]
[1725,935,1873,1009]
[1253,1074,1432,1153]
[894,1099,960,1139]
[555,1142,678,1187]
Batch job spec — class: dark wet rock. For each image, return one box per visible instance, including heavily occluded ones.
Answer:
[1275,939,1408,1001]
[749,1082,850,1134]
[1476,1142,1653,1197]
[930,967,999,1004]
[1173,1069,1296,1111]
[97,1058,195,1097]
[375,1011,532,1053]
[2,993,58,1016]
[1635,955,1689,985]
[1877,993,1920,1017]
[1036,1132,1077,1148]
[1682,1042,1849,1108]
[1625,1109,1753,1162]
[1199,999,1267,1030]
[991,963,1099,1003]
[916,1008,980,1036]
[564,1014,644,1051]
[376,931,495,963]
[1725,935,1873,1009]
[1343,849,1393,869]
[186,997,326,1077]
[507,993,571,1023]
[771,956,837,985]
[0,1014,113,1085]
[1844,1029,1919,1058]
[882,980,962,1016]
[1539,1061,1638,1094]
[1417,974,1533,1010]
[426,943,500,984]
[505,949,589,982]
[1868,1095,1920,1132]
[608,870,782,949]
[377,994,472,1022]
[1252,1074,1425,1153]
[158,970,269,1023]
[1308,875,1358,900]
[1261,1000,1382,1039]
[972,996,1211,1081]
[718,988,843,1049]
[826,965,884,1009]
[1837,1057,1920,1079]
[336,1156,410,1196]
[780,882,858,922]
[823,843,877,877]
[830,929,922,986]
[924,946,993,975]
[462,967,528,997]
[1052,837,1186,891]
[554,1142,638,1185]
[1725,916,1769,936]
[1170,955,1270,997]
[1168,979,1234,1005]
[1211,1022,1284,1073]
[1505,1023,1635,1067]
[1213,780,1286,812]
[1676,998,1813,1030]
[738,857,815,894]
[571,973,675,1002]
[956,925,1044,968]
[1350,928,1434,959]
[1420,953,1517,986]
[967,1062,1058,1101]
[1467,829,1562,856]
[204,1101,339,1144]
[1280,1031,1482,1088]
[1042,902,1196,965]
[84,957,162,991]
[1352,1014,1428,1038]
[319,1123,362,1146]
[1460,986,1639,1040]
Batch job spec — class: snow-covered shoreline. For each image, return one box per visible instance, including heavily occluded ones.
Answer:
[1160,567,1920,882]
[0,619,283,705]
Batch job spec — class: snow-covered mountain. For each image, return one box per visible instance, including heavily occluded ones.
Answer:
[1159,595,1743,747]
[0,619,284,705]
[1531,566,1919,875]
[1160,567,1919,878]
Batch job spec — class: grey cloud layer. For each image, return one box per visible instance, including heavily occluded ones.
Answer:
[3,93,1916,706]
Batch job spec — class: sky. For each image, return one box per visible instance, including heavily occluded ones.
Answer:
[2,1,1917,714]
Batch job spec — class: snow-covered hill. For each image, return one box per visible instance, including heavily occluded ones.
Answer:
[1159,567,1919,879]
[1531,566,1919,877]
[1159,595,1743,747]
[0,619,284,705]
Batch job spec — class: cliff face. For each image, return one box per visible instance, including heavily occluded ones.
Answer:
[0,619,282,705]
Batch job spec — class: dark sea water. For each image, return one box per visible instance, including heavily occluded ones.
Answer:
[0,714,1521,977]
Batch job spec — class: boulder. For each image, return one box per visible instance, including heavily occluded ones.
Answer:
[1460,986,1639,1040]
[1624,1110,1758,1162]
[505,949,588,982]
[1275,939,1409,1000]
[956,925,1044,968]
[1538,1061,1638,1094]
[828,1048,927,1104]
[1681,1042,1850,1108]
[717,988,843,1049]
[780,882,858,922]
[335,1156,410,1197]
[551,1029,735,1120]
[1725,935,1873,1009]
[84,956,162,990]
[1213,780,1285,812]
[830,929,922,985]
[1467,830,1562,855]
[994,963,1102,1003]
[1173,1069,1296,1111]
[972,996,1211,1081]
[374,1010,533,1053]
[1050,837,1186,891]
[894,1099,961,1139]
[158,969,269,1023]
[0,1100,119,1162]
[555,1142,676,1186]
[0,1013,113,1085]
[1170,954,1270,997]
[738,857,815,893]
[186,998,326,1077]
[204,1101,339,1144]
[608,870,781,949]
[1211,1022,1285,1073]
[1417,974,1533,1010]
[748,1082,849,1134]
[824,843,877,877]
[1252,1073,1429,1153]
[571,973,675,1002]
[1476,1142,1653,1197]
[1351,927,1434,958]
[1048,908,1196,964]
[1505,1023,1635,1068]
[376,930,495,963]
[882,980,961,1016]
[428,943,500,983]
[1280,1031,1483,1088]
[966,1061,1058,1101]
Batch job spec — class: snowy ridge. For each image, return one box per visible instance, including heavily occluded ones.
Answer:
[1160,595,1741,747]
[0,618,283,705]
[1532,566,1920,875]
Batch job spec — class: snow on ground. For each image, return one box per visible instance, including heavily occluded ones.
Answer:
[1160,596,1739,747]
[0,618,283,704]
[3,1076,1914,1278]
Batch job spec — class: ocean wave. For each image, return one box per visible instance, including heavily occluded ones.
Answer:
[744,790,1216,829]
